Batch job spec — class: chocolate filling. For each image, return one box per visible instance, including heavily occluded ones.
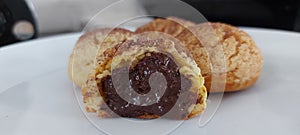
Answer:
[99,52,196,119]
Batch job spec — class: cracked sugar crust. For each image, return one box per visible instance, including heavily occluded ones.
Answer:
[135,17,195,37]
[189,22,264,92]
[166,16,196,27]
[215,23,263,91]
[68,28,133,87]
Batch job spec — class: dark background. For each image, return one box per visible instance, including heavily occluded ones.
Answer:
[143,0,300,32]
[183,0,300,31]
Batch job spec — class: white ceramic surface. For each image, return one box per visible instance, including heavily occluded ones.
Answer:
[0,28,300,135]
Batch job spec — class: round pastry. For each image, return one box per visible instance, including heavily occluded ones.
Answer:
[204,23,263,92]
[68,28,133,87]
[82,32,207,119]
[136,18,263,92]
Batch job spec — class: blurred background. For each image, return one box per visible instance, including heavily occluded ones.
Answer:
[1,0,300,46]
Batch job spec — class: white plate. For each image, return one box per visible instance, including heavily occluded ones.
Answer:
[0,28,300,135]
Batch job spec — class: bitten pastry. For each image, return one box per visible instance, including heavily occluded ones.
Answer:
[136,18,263,92]
[82,32,207,119]
[68,28,133,87]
